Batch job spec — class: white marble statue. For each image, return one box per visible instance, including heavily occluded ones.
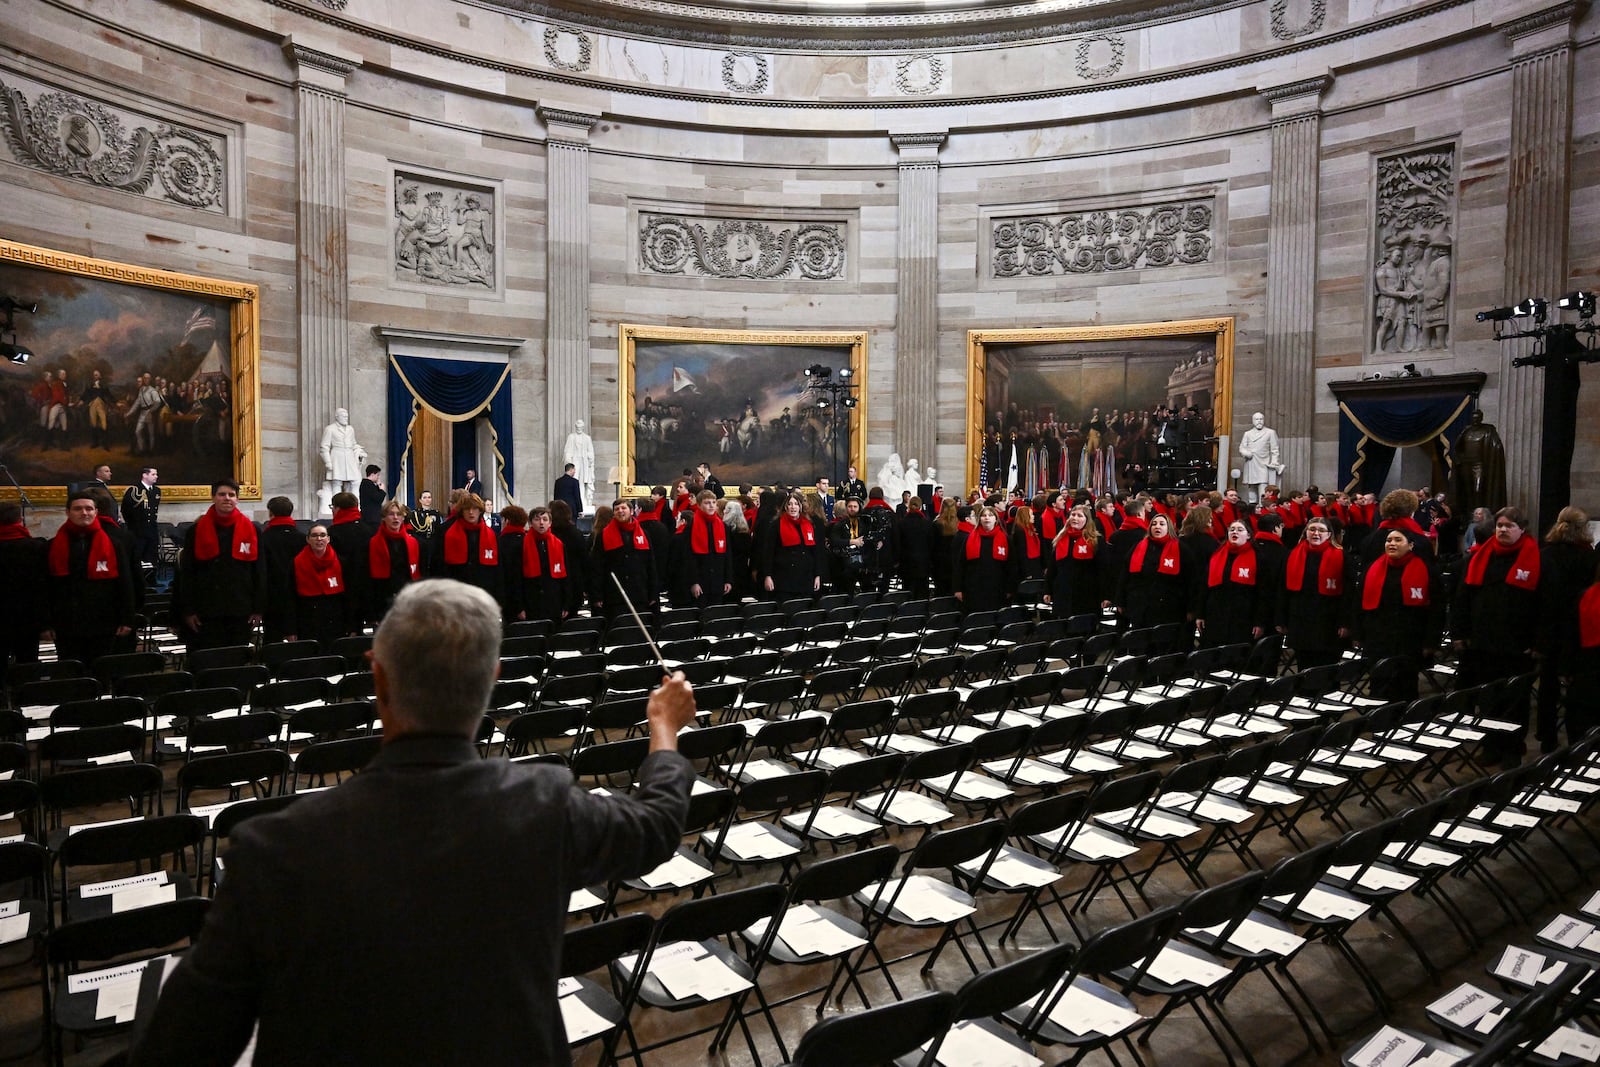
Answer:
[923,467,936,487]
[1238,411,1285,503]
[875,452,905,500]
[563,419,596,512]
[903,458,922,490]
[319,408,367,515]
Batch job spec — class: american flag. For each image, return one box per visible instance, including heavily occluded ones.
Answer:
[181,306,216,348]
[978,440,990,492]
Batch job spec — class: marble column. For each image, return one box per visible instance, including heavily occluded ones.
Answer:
[1497,3,1580,514]
[1259,75,1329,493]
[283,37,361,513]
[891,132,946,476]
[539,106,600,489]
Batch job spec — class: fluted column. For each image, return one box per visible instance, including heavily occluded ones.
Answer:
[284,38,360,512]
[891,131,946,471]
[1259,75,1329,493]
[540,106,600,483]
[1498,3,1581,515]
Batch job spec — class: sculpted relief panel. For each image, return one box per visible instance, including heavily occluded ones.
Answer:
[392,169,502,294]
[991,197,1213,277]
[1371,144,1456,355]
[638,213,848,281]
[0,69,227,213]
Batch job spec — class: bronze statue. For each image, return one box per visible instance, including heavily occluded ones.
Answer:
[1451,410,1507,515]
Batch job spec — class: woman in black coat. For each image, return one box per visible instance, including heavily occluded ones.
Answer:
[291,524,351,648]
[1045,504,1105,619]
[1009,507,1046,583]
[1115,513,1200,639]
[721,500,756,602]
[1198,520,1273,648]
[367,501,422,623]
[1539,507,1597,750]
[954,506,1015,614]
[1277,517,1351,669]
[758,494,823,602]
[1354,529,1442,701]
[929,501,962,596]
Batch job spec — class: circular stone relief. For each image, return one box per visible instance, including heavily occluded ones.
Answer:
[721,51,770,93]
[543,28,593,72]
[1075,34,1125,80]
[894,54,944,95]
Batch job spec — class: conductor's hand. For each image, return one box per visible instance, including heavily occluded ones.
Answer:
[646,671,697,753]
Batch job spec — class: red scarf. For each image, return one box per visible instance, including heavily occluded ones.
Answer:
[957,520,975,534]
[966,526,1009,560]
[1020,528,1040,559]
[673,495,694,517]
[777,515,816,547]
[1579,585,1600,649]
[1129,534,1182,575]
[1120,515,1149,535]
[294,546,345,597]
[1254,532,1282,546]
[523,530,568,578]
[1208,542,1257,587]
[48,521,118,579]
[1094,512,1116,541]
[266,516,297,530]
[332,507,362,526]
[689,512,727,555]
[1286,542,1344,596]
[193,506,258,562]
[1463,535,1540,591]
[0,522,29,541]
[368,526,420,580]
[639,500,667,524]
[1054,531,1095,561]
[443,518,497,566]
[1379,516,1428,538]
[601,518,650,552]
[1362,553,1430,610]
[1039,508,1061,540]
[501,524,526,537]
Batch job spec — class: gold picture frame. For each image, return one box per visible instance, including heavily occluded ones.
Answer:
[0,239,261,504]
[618,324,868,496]
[965,318,1234,491]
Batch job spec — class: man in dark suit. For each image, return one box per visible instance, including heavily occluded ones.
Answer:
[358,464,386,526]
[553,462,584,516]
[461,468,485,498]
[131,579,697,1066]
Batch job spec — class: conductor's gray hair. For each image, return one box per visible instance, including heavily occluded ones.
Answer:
[373,579,501,733]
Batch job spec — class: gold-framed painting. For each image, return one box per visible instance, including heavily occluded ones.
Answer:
[966,318,1234,495]
[0,240,261,505]
[618,324,868,496]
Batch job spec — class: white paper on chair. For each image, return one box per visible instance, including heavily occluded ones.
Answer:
[1427,983,1501,1027]
[966,852,1061,889]
[0,912,29,945]
[67,815,143,836]
[80,872,170,898]
[1328,863,1418,893]
[800,807,879,836]
[1532,1026,1600,1063]
[1411,1052,1465,1067]
[568,887,604,912]
[111,882,178,913]
[750,905,866,956]
[0,900,18,918]
[1222,916,1305,955]
[1538,914,1595,949]
[1583,890,1600,917]
[1381,842,1458,868]
[886,877,973,923]
[717,822,795,860]
[1044,984,1142,1036]
[934,1021,1043,1067]
[1492,946,1546,986]
[739,759,795,782]
[1350,1025,1425,1067]
[186,800,241,828]
[1062,826,1140,860]
[1278,887,1368,921]
[1142,946,1231,988]
[636,853,712,889]
[560,992,613,1042]
[648,944,752,1000]
[70,955,169,1021]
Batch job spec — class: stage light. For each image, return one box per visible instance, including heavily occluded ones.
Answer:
[838,367,853,380]
[1476,307,1517,322]
[804,364,831,378]
[843,396,859,408]
[1558,291,1597,317]
[1512,298,1548,321]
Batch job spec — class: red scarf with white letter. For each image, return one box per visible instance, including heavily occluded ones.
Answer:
[1362,553,1430,610]
[690,512,727,555]
[369,527,420,580]
[443,518,497,566]
[294,546,345,597]
[1208,542,1256,587]
[1129,534,1181,575]
[49,521,118,579]
[193,506,257,561]
[1286,543,1344,596]
[1463,535,1540,591]
[523,530,568,578]
[966,527,1009,561]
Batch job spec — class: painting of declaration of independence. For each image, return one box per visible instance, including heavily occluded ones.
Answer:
[0,241,260,500]
[621,325,867,491]
[971,320,1232,499]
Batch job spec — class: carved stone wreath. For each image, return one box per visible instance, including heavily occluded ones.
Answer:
[992,200,1213,277]
[1074,34,1126,81]
[640,214,846,280]
[894,55,945,95]
[1270,0,1327,40]
[0,76,226,211]
[542,27,593,72]
[721,52,770,94]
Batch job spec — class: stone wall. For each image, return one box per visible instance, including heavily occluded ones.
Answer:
[0,0,1595,523]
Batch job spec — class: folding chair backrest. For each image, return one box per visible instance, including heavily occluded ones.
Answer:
[1086,769,1160,816]
[560,911,653,978]
[825,752,906,797]
[792,991,957,1067]
[825,699,895,741]
[286,700,375,740]
[253,677,332,713]
[16,677,101,711]
[788,843,901,905]
[908,816,1008,872]
[1177,870,1267,935]
[48,897,211,972]
[733,769,828,817]
[179,749,292,804]
[58,813,206,873]
[1260,839,1339,908]
[92,652,166,690]
[1161,753,1224,796]
[40,763,164,824]
[1068,903,1181,990]
[275,655,347,681]
[38,724,144,765]
[293,735,381,784]
[1007,790,1090,841]
[903,742,973,787]
[569,737,650,784]
[196,664,269,695]
[950,940,1076,1025]
[156,687,246,722]
[186,711,282,751]
[654,882,788,948]
[51,696,146,730]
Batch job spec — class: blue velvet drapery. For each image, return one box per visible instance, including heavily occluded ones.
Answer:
[1337,392,1475,495]
[386,354,514,505]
